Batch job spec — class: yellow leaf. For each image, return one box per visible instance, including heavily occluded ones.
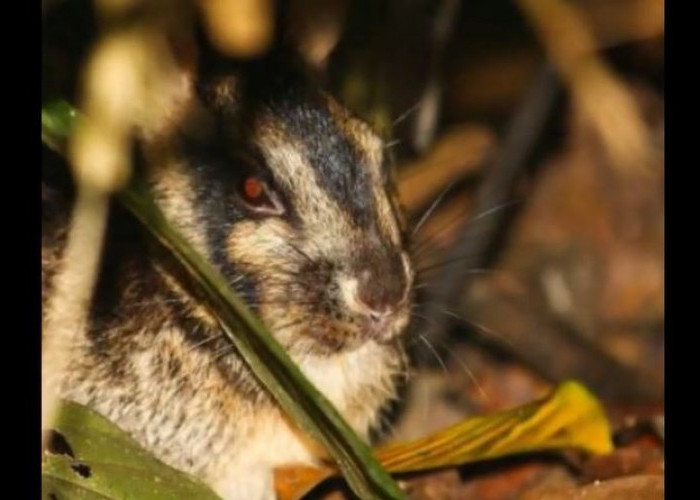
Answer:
[274,380,613,500]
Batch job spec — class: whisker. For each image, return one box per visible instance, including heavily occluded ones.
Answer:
[267,226,317,266]
[411,199,521,257]
[440,308,514,348]
[210,344,237,362]
[383,139,402,150]
[243,298,319,308]
[184,333,222,353]
[408,317,491,402]
[430,335,490,402]
[128,297,185,308]
[230,274,246,285]
[416,258,499,275]
[416,333,448,376]
[185,315,308,356]
[411,205,473,257]
[269,318,307,332]
[286,241,315,265]
[407,311,436,331]
[411,181,457,238]
[411,283,431,291]
[470,199,522,224]
[392,101,422,126]
[417,255,484,275]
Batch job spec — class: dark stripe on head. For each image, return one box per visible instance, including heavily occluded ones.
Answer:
[240,57,377,227]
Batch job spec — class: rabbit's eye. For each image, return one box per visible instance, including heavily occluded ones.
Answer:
[238,175,285,216]
[243,176,264,202]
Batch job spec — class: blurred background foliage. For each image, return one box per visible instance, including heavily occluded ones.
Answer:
[42,0,664,498]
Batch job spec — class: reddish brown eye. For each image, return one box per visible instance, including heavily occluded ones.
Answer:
[238,175,284,215]
[243,176,264,201]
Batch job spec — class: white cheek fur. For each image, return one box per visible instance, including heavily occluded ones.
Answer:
[338,275,362,314]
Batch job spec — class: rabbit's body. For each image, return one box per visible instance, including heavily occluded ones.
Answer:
[42,52,412,499]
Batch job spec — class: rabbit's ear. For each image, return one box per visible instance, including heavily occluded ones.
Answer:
[138,0,351,140]
[131,17,201,142]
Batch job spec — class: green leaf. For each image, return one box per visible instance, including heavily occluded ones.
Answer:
[42,400,219,499]
[41,100,76,152]
[42,100,404,500]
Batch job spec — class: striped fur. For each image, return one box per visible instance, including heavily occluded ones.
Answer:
[42,53,412,499]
